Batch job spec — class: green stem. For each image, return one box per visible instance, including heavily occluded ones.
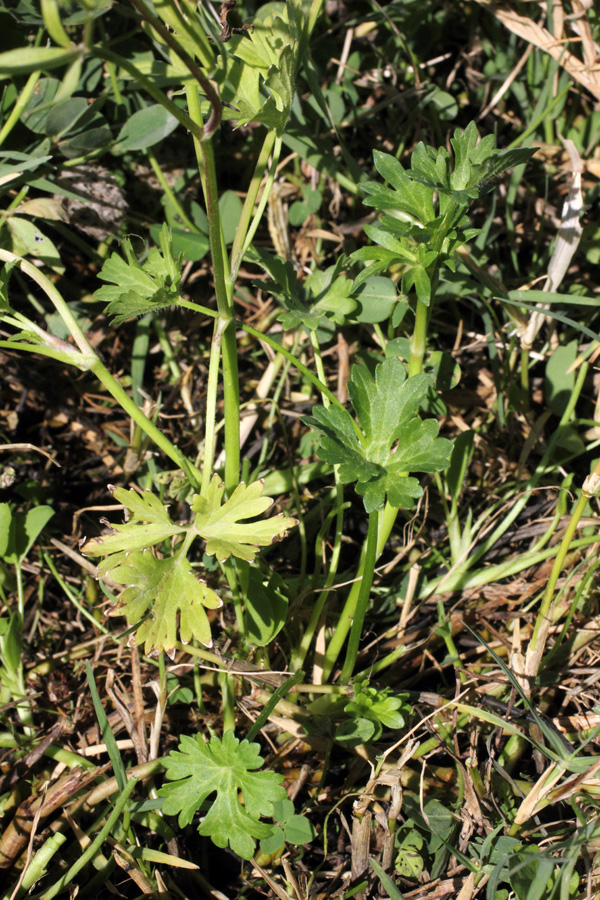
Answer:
[246,670,304,741]
[230,129,278,280]
[529,458,600,655]
[37,777,137,900]
[1,310,199,485]
[242,321,343,411]
[291,481,346,672]
[129,0,221,138]
[302,0,326,56]
[91,46,205,141]
[321,500,398,681]
[13,833,68,898]
[90,359,201,487]
[201,316,227,494]
[0,250,93,355]
[0,70,41,147]
[147,149,200,233]
[239,135,283,267]
[186,84,240,492]
[339,510,379,683]
[151,0,216,69]
[408,299,429,377]
[223,559,245,636]
[175,299,346,414]
[220,673,235,733]
[520,346,530,411]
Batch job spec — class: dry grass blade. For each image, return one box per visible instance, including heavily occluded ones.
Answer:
[474,1,600,99]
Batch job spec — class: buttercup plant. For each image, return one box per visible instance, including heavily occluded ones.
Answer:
[0,0,534,676]
[0,0,565,887]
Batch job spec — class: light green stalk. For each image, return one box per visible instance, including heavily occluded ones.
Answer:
[529,457,600,657]
[38,777,137,900]
[186,84,240,493]
[0,250,202,488]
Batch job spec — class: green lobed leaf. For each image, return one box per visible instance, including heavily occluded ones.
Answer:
[192,475,297,562]
[104,550,221,656]
[160,731,287,859]
[226,12,298,134]
[94,224,182,324]
[81,487,185,557]
[304,357,452,513]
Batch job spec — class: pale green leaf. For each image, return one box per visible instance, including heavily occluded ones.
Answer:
[16,198,67,221]
[0,505,11,558]
[115,104,179,152]
[81,488,184,557]
[105,550,221,655]
[192,475,297,562]
[354,276,397,323]
[160,731,287,859]
[2,504,54,566]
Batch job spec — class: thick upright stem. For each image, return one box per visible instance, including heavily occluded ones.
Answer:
[186,85,240,492]
[321,498,398,681]
[408,299,429,377]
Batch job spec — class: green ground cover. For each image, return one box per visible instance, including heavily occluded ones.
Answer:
[0,2,600,898]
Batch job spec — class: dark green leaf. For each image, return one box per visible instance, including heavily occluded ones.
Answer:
[354,276,398,323]
[244,568,288,646]
[304,357,452,512]
[116,104,179,152]
[60,124,112,158]
[45,98,88,137]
